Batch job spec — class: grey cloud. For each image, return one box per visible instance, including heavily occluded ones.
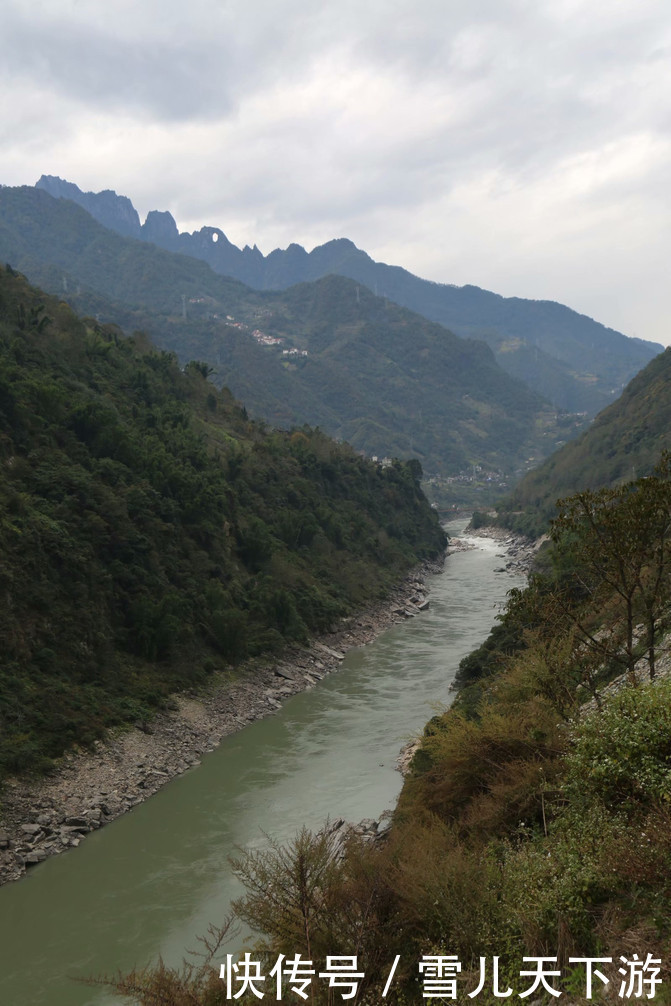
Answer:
[0,0,363,121]
[2,0,671,344]
[1,10,237,120]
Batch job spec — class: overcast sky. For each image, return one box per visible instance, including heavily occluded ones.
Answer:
[2,0,671,346]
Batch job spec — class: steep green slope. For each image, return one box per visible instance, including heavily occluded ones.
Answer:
[35,175,661,416]
[497,347,671,533]
[284,242,659,415]
[154,274,560,474]
[0,186,567,479]
[0,266,445,779]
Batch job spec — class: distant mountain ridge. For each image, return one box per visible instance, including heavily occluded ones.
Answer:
[35,175,662,416]
[0,184,566,484]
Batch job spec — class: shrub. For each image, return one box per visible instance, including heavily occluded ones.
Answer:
[565,679,671,810]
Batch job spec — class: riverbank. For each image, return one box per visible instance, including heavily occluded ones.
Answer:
[0,555,445,887]
[394,525,535,778]
[466,523,545,575]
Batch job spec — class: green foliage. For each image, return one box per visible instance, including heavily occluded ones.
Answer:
[469,509,490,530]
[231,828,344,960]
[549,461,671,681]
[185,359,215,379]
[565,679,671,809]
[454,616,525,693]
[498,348,671,533]
[0,266,445,780]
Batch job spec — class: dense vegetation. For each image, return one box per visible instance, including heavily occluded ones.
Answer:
[0,185,584,481]
[496,347,671,536]
[36,175,662,417]
[107,460,671,1003]
[0,265,445,780]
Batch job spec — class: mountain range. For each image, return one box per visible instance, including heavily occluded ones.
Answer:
[35,175,663,416]
[0,184,571,487]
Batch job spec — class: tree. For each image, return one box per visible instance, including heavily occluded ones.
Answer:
[230,827,342,963]
[185,359,215,379]
[550,455,671,682]
[630,457,671,677]
[230,827,405,1000]
[88,919,236,1005]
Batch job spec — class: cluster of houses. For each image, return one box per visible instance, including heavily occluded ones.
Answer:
[425,468,510,490]
[225,316,249,331]
[252,329,283,347]
[218,313,309,356]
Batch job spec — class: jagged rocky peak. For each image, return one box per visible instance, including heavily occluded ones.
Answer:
[36,174,78,197]
[264,242,308,265]
[284,242,308,258]
[194,225,233,247]
[35,175,141,239]
[320,237,358,252]
[141,209,179,246]
[308,237,367,268]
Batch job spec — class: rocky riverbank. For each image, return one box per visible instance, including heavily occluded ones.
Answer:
[466,523,545,575]
[0,557,444,887]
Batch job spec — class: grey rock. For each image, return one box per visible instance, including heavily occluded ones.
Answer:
[20,824,42,836]
[25,850,47,864]
[357,818,379,833]
[274,667,296,681]
[314,642,345,660]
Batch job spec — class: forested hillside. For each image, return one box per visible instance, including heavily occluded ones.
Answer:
[496,347,671,534]
[0,185,570,479]
[0,265,445,780]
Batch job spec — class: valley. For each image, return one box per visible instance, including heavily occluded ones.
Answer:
[1,174,670,1005]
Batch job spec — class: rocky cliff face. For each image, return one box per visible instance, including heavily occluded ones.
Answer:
[36,174,142,239]
[141,208,180,249]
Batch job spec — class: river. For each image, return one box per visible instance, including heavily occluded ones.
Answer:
[0,521,525,1005]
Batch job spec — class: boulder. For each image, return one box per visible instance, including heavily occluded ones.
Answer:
[20,824,43,837]
[314,642,345,661]
[274,667,296,681]
[24,850,47,865]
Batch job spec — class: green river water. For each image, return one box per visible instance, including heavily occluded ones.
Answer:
[0,521,525,1005]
